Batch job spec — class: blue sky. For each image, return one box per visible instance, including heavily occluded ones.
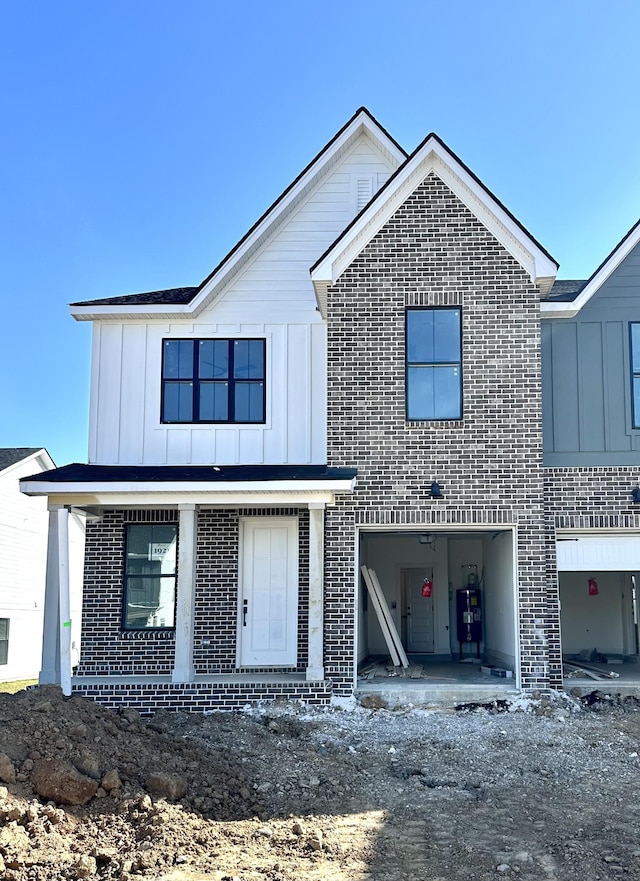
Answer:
[2,1,640,466]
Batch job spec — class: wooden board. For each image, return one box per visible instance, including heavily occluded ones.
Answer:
[367,568,410,668]
[360,566,401,667]
[360,566,409,667]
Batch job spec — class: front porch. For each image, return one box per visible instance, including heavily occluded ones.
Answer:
[20,464,357,708]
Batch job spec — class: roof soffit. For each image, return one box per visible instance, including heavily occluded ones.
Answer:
[70,109,407,323]
[311,136,558,313]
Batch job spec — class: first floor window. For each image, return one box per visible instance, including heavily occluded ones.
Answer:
[123,524,177,629]
[162,338,266,424]
[631,324,640,428]
[406,307,462,420]
[0,618,8,665]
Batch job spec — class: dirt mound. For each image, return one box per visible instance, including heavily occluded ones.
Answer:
[0,685,266,879]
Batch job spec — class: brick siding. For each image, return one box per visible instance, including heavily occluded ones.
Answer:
[78,507,310,680]
[324,172,550,692]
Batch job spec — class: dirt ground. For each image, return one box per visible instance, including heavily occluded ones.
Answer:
[1,686,640,880]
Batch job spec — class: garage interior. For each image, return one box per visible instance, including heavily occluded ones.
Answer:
[557,534,640,688]
[356,528,519,701]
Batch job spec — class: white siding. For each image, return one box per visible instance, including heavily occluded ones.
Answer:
[0,455,85,681]
[91,134,395,465]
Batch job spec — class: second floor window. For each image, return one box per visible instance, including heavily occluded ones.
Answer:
[631,324,640,428]
[162,339,266,424]
[406,307,462,420]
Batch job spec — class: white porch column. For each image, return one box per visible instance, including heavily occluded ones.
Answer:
[40,506,61,685]
[57,506,72,696]
[172,504,198,683]
[306,503,325,681]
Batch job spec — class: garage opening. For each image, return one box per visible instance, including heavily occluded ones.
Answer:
[557,534,640,684]
[357,528,518,689]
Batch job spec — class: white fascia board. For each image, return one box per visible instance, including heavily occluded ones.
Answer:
[312,136,557,298]
[541,222,640,319]
[540,300,580,318]
[71,111,406,324]
[70,303,194,322]
[19,477,357,498]
[1,448,55,477]
[27,489,345,508]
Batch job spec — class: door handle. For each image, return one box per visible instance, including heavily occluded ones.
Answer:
[243,599,248,627]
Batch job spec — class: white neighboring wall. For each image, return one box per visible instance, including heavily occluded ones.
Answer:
[0,451,85,681]
[88,136,397,465]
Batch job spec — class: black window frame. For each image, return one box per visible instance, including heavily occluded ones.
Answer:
[122,523,178,631]
[405,306,462,421]
[161,338,266,424]
[631,323,640,430]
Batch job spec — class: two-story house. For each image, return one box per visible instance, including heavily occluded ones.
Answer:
[20,108,640,711]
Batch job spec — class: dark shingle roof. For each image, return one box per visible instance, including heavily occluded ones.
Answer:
[72,109,407,311]
[545,279,587,302]
[22,463,357,484]
[0,448,42,470]
[71,287,199,307]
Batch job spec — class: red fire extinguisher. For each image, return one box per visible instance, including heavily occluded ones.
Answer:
[421,578,433,598]
[588,578,599,596]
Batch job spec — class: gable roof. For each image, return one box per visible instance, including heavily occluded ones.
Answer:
[70,108,407,321]
[0,447,54,475]
[541,217,640,318]
[311,132,558,312]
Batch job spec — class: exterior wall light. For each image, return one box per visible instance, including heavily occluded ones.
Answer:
[631,485,640,503]
[429,482,443,498]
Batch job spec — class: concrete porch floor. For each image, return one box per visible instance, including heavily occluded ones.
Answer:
[356,658,518,708]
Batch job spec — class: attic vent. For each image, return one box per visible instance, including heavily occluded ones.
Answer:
[355,176,374,213]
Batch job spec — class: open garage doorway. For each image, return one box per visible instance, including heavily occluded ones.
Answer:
[357,527,519,697]
[557,533,640,687]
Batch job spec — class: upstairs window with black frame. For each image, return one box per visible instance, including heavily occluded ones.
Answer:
[406,307,462,420]
[123,524,177,630]
[162,339,266,424]
[631,323,640,428]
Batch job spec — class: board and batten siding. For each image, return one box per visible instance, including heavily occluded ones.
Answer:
[89,135,396,465]
[542,240,640,466]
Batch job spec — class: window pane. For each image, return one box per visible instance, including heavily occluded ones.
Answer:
[632,325,640,374]
[126,525,177,575]
[634,376,640,428]
[199,382,229,420]
[235,382,264,422]
[163,382,193,422]
[407,310,434,363]
[234,340,264,379]
[199,340,229,379]
[407,367,435,419]
[433,309,461,362]
[407,366,461,420]
[163,340,193,379]
[433,366,461,418]
[125,577,176,628]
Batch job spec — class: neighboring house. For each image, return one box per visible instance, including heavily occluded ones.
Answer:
[0,448,84,681]
[19,108,640,711]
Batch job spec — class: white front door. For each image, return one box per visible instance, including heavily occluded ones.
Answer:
[239,517,299,667]
[405,567,435,653]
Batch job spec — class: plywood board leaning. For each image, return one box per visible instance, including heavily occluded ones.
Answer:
[365,567,410,668]
[360,565,401,667]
